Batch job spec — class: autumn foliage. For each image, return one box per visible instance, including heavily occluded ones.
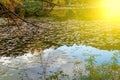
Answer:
[0,0,24,25]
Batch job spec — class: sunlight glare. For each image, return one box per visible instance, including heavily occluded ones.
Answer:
[100,0,120,20]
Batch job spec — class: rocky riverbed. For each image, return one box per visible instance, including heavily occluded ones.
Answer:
[0,19,120,56]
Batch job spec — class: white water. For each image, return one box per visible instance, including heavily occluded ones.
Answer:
[0,44,120,80]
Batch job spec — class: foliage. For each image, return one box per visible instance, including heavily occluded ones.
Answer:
[0,0,24,25]
[45,53,120,80]
[0,0,55,18]
[0,0,23,9]
[23,0,43,17]
[46,71,69,80]
[74,53,120,80]
[23,0,56,17]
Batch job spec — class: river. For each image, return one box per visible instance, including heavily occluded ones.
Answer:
[0,44,120,80]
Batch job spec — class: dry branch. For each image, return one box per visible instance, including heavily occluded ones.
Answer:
[0,3,61,56]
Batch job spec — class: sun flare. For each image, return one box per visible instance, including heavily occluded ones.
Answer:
[100,0,120,20]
